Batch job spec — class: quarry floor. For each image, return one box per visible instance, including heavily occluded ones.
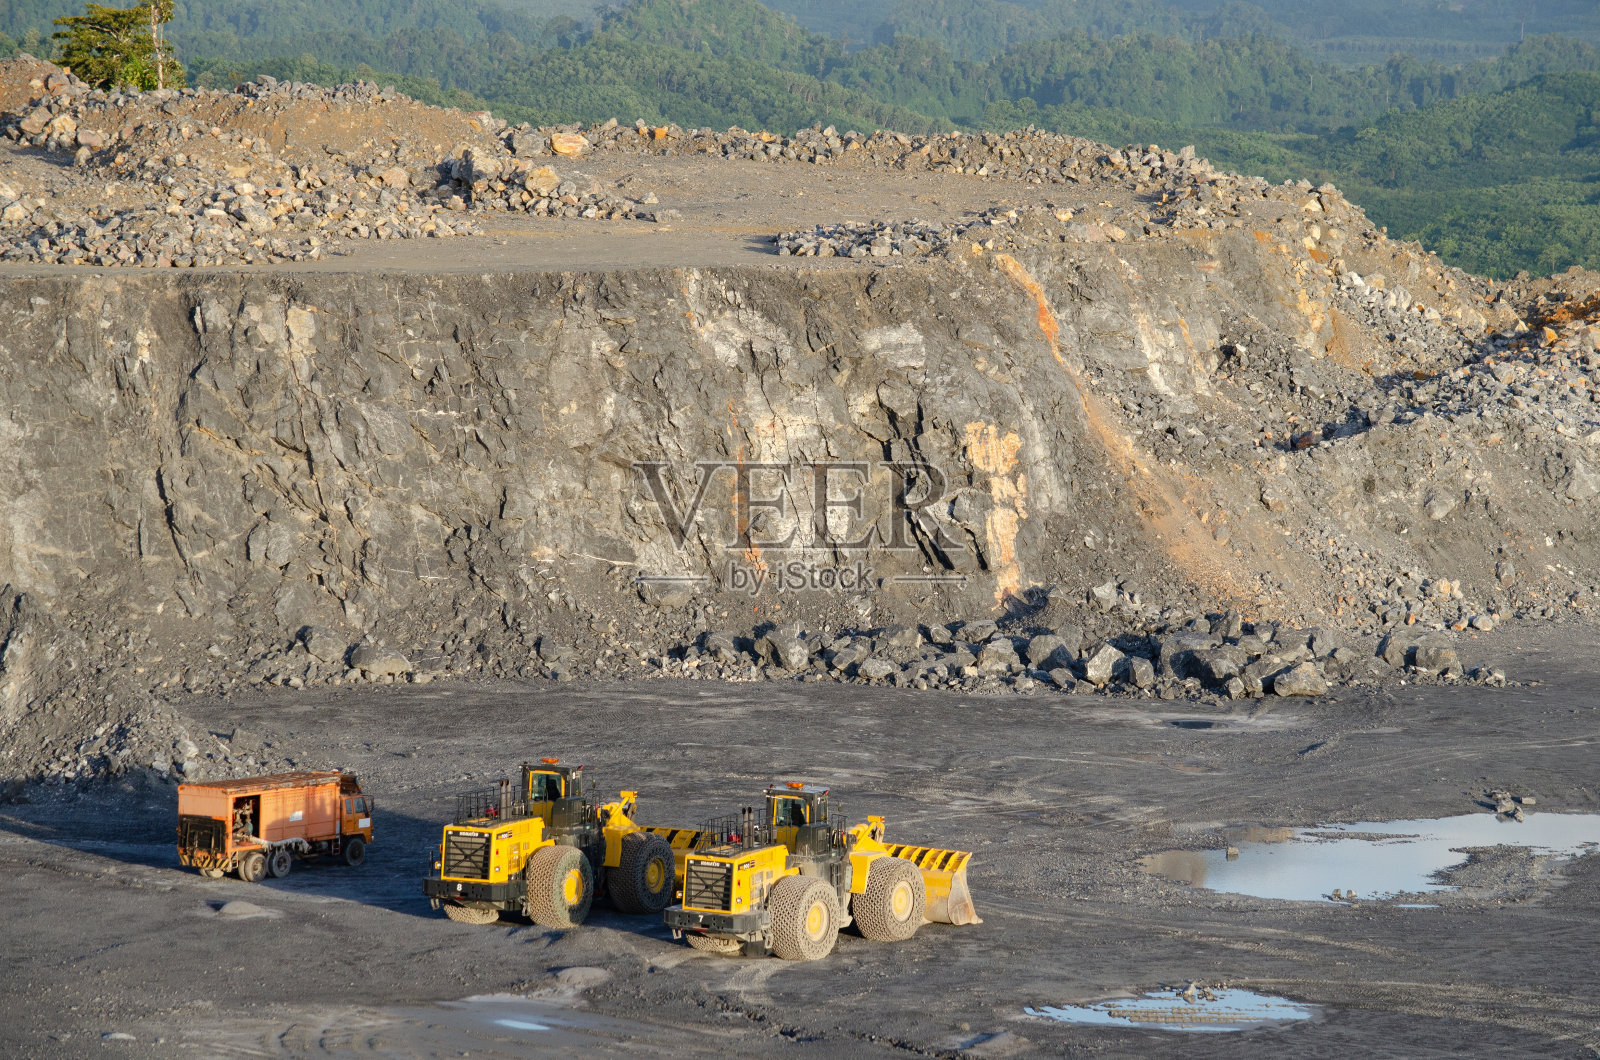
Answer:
[2,627,1598,1058]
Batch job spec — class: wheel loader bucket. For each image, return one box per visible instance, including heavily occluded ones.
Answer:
[884,843,981,925]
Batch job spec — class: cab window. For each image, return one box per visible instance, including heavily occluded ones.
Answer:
[345,797,366,814]
[529,773,564,801]
[772,797,808,827]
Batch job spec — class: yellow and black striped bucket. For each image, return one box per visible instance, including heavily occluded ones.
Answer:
[884,843,981,925]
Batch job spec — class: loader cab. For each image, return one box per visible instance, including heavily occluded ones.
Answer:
[522,759,589,832]
[768,782,832,856]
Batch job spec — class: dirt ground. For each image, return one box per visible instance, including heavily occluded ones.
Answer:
[3,626,1598,1058]
[0,145,1132,274]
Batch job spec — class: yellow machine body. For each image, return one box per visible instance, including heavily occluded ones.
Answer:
[679,842,795,916]
[763,786,982,926]
[439,814,548,886]
[847,815,979,925]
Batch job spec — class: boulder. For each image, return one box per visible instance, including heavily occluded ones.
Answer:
[1088,580,1118,612]
[637,580,693,609]
[1271,662,1327,697]
[1047,668,1078,691]
[878,624,921,651]
[1413,644,1462,676]
[1377,634,1413,668]
[1024,634,1070,671]
[1189,648,1243,683]
[551,133,590,157]
[298,626,347,664]
[703,631,743,664]
[509,131,547,156]
[525,166,562,196]
[1083,643,1124,687]
[958,619,997,642]
[858,657,897,681]
[976,640,1019,674]
[348,644,412,677]
[825,638,871,671]
[1306,627,1342,659]
[231,200,275,233]
[759,630,810,671]
[377,166,410,189]
[1049,622,1084,659]
[1128,655,1156,690]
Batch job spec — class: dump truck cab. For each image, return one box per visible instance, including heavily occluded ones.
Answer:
[666,780,980,960]
[424,758,678,928]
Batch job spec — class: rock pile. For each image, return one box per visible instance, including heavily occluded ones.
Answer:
[652,604,1503,700]
[0,60,661,267]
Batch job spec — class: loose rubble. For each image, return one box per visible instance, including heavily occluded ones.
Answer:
[0,60,662,267]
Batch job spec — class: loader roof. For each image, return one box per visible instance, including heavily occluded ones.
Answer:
[768,782,829,796]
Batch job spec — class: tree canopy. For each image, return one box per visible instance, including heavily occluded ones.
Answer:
[53,0,183,89]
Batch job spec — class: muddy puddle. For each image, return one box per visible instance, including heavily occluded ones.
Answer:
[1027,988,1319,1032]
[1142,812,1600,902]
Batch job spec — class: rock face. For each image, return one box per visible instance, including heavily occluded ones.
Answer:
[5,88,1600,779]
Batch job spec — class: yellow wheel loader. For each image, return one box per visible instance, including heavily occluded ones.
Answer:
[423,758,679,928]
[664,782,979,960]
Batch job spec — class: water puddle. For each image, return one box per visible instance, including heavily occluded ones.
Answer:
[1027,988,1318,1032]
[1142,812,1600,902]
[1169,719,1218,730]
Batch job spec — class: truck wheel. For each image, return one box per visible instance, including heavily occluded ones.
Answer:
[685,932,744,956]
[443,903,500,925]
[200,867,225,880]
[852,857,925,942]
[524,845,593,929]
[237,851,268,883]
[343,837,366,867]
[769,875,839,961]
[608,832,676,915]
[267,848,293,879]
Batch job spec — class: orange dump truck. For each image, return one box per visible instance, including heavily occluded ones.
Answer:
[177,771,373,882]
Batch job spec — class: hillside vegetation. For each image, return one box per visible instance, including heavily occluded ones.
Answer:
[0,0,1595,277]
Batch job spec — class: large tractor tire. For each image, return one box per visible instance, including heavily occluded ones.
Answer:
[852,857,926,942]
[608,832,676,915]
[267,848,294,879]
[237,851,268,883]
[685,933,744,956]
[443,902,500,925]
[769,876,840,961]
[523,845,594,929]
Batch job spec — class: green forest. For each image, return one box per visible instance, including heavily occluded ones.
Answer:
[0,0,1596,278]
